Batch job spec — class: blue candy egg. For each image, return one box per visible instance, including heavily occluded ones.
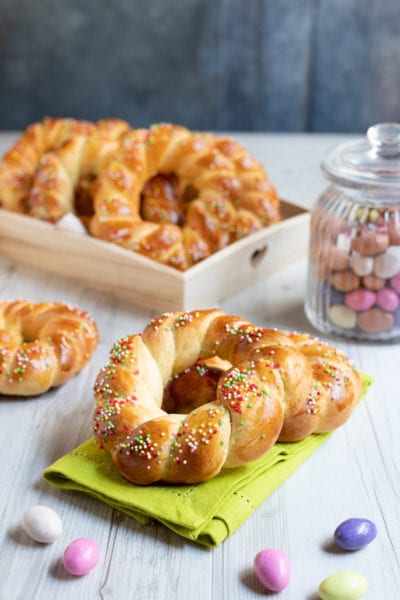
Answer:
[334,518,377,551]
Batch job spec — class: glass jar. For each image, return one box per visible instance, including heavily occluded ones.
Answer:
[305,123,400,342]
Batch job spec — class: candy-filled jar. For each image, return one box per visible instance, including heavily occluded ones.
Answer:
[305,123,400,342]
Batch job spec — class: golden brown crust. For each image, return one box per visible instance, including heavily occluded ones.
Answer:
[0,120,280,270]
[0,118,130,222]
[92,310,362,485]
[89,123,281,270]
[0,300,98,396]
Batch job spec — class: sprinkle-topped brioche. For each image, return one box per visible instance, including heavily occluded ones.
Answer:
[90,123,281,270]
[92,309,362,485]
[0,119,280,270]
[0,300,98,396]
[0,117,130,222]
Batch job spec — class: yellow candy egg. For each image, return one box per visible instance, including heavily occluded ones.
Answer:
[319,571,368,600]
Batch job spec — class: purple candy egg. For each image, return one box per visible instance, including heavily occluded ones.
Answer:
[63,538,100,576]
[334,518,377,551]
[254,548,291,592]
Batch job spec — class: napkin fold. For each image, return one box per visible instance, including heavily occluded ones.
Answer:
[43,373,373,547]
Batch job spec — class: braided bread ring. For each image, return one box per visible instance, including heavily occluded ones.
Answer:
[90,123,280,270]
[92,310,361,485]
[0,118,130,223]
[0,300,98,396]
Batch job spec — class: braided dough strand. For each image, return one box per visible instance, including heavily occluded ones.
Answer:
[0,300,98,396]
[90,123,281,270]
[0,118,130,222]
[92,310,362,485]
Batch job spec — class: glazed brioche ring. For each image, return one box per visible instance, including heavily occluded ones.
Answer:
[0,117,130,223]
[92,309,362,485]
[90,123,280,270]
[0,300,98,396]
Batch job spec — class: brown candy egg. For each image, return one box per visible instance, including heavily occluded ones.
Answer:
[351,231,389,256]
[363,274,386,291]
[330,271,360,292]
[357,308,394,333]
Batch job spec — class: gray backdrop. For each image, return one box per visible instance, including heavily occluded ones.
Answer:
[0,0,399,132]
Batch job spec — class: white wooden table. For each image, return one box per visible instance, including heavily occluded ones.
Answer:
[0,132,397,600]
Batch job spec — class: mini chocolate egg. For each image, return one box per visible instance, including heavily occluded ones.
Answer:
[388,222,400,245]
[357,308,394,333]
[329,271,360,292]
[254,548,291,592]
[63,538,100,576]
[329,247,349,271]
[336,232,352,252]
[318,571,368,600]
[345,289,376,312]
[22,505,63,544]
[394,306,400,327]
[391,271,400,294]
[56,213,88,235]
[334,517,377,550]
[330,288,345,305]
[374,246,400,279]
[328,305,357,329]
[376,287,399,312]
[349,252,374,277]
[362,273,385,291]
[351,231,389,256]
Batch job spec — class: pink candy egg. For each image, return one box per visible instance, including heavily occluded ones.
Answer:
[391,272,400,294]
[63,538,100,576]
[376,288,399,312]
[345,289,376,311]
[254,548,291,592]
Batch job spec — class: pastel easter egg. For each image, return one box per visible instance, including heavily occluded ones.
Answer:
[391,271,400,294]
[336,232,352,252]
[56,213,88,234]
[351,231,389,256]
[328,305,357,329]
[22,505,63,544]
[329,271,360,292]
[388,222,400,245]
[329,247,349,271]
[254,548,291,592]
[318,571,368,600]
[363,274,385,291]
[376,288,399,312]
[63,538,100,576]
[357,308,394,334]
[330,288,345,305]
[345,289,376,311]
[374,246,400,279]
[349,252,374,277]
[334,518,377,550]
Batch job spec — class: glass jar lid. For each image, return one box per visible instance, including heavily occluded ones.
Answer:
[322,122,400,190]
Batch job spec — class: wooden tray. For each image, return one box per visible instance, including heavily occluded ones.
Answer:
[0,200,310,311]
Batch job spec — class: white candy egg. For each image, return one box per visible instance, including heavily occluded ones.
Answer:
[56,213,88,235]
[22,505,63,543]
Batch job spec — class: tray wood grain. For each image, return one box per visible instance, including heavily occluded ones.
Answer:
[0,200,310,311]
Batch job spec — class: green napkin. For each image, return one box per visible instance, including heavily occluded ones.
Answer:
[43,373,373,548]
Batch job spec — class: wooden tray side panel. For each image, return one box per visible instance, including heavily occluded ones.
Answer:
[0,211,184,311]
[183,212,310,309]
[0,204,310,312]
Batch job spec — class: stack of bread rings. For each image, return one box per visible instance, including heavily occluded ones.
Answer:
[0,118,281,270]
[0,120,364,488]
